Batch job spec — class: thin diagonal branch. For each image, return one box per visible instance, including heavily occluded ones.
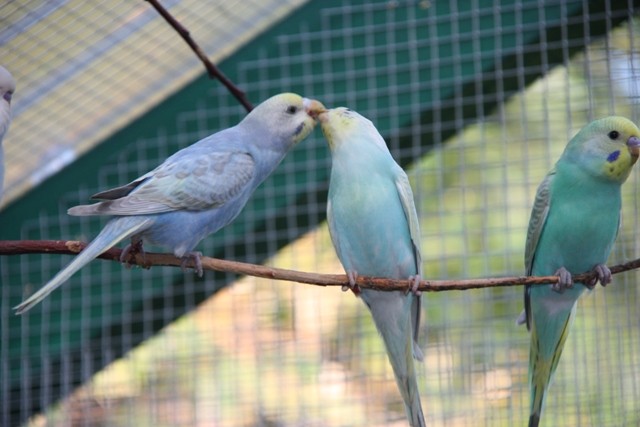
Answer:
[146,0,254,112]
[2,240,639,292]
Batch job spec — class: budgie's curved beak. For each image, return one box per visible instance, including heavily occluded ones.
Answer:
[627,135,640,161]
[303,98,327,119]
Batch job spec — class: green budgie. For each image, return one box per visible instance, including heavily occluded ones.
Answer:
[320,107,425,426]
[15,93,326,314]
[520,117,640,426]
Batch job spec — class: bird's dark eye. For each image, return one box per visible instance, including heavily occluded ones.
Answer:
[286,105,298,114]
[608,130,620,140]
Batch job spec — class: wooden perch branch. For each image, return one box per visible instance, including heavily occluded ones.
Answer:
[146,0,254,112]
[2,240,640,292]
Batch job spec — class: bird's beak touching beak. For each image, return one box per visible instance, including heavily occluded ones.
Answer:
[303,98,327,119]
[627,135,640,162]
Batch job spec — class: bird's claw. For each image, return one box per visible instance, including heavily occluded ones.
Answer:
[405,275,422,296]
[181,252,204,277]
[343,271,361,295]
[586,264,611,289]
[552,267,572,293]
[119,239,147,269]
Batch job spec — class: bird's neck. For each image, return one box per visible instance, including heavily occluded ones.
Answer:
[556,159,622,198]
[331,140,390,170]
[248,139,290,181]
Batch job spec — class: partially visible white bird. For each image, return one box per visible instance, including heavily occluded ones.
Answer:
[15,93,325,314]
[0,66,16,204]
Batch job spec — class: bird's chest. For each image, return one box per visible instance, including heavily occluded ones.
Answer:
[330,172,401,237]
[328,171,414,277]
[535,191,620,275]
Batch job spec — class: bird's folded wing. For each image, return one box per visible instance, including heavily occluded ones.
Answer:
[523,170,554,329]
[394,171,422,274]
[69,151,255,216]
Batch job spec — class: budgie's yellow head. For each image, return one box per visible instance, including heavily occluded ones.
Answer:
[243,93,325,146]
[318,107,390,154]
[564,116,640,183]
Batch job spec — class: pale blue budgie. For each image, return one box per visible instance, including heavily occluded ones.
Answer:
[320,107,425,426]
[520,117,640,426]
[0,66,15,204]
[15,93,326,314]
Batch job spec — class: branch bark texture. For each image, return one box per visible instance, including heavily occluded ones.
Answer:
[2,240,639,292]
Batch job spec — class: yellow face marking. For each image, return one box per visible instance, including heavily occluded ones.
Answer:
[291,117,316,144]
[579,116,640,181]
[602,146,634,181]
[319,108,358,148]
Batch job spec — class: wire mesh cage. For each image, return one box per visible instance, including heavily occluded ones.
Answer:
[2,1,640,426]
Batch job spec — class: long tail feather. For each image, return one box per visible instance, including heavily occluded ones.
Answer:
[528,413,540,427]
[528,306,576,425]
[14,217,153,314]
[363,291,425,427]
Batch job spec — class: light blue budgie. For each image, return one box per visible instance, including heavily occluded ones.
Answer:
[320,107,425,427]
[15,93,326,314]
[0,66,15,204]
[520,117,640,426]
